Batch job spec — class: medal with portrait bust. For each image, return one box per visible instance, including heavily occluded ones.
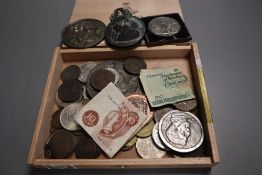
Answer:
[159,110,204,153]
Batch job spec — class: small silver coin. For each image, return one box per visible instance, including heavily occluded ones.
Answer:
[78,62,97,83]
[159,110,204,153]
[60,103,83,131]
[136,137,166,159]
[152,123,169,150]
[148,16,181,37]
[86,60,138,98]
[55,93,82,108]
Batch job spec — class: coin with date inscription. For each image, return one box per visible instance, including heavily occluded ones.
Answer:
[136,137,166,159]
[148,16,181,37]
[159,110,204,153]
[60,103,83,131]
[62,19,106,49]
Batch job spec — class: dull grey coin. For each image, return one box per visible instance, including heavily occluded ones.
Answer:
[152,123,169,150]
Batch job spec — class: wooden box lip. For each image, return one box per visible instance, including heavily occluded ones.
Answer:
[27,43,219,169]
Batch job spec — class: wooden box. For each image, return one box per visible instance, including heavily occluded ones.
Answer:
[27,0,219,169]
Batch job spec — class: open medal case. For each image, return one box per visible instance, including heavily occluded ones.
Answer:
[27,0,219,169]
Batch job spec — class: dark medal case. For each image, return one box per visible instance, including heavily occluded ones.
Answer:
[142,13,192,46]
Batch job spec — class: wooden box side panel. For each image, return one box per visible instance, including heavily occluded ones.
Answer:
[190,43,220,164]
[28,48,62,164]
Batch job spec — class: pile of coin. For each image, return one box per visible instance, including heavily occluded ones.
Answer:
[45,55,205,159]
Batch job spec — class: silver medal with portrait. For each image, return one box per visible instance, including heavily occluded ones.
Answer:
[148,16,181,37]
[159,110,204,153]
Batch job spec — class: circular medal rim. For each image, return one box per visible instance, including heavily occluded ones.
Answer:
[148,16,181,37]
[158,110,204,153]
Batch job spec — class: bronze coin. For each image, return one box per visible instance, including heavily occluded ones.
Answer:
[47,130,76,159]
[72,129,86,136]
[90,69,115,91]
[174,98,198,112]
[44,144,52,159]
[60,65,81,82]
[127,93,151,118]
[153,106,175,122]
[123,56,147,75]
[75,136,102,159]
[51,109,63,129]
[58,81,83,103]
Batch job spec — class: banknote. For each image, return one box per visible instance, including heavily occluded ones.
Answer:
[139,66,195,107]
[75,83,148,158]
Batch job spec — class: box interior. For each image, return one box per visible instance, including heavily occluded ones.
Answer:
[30,45,213,163]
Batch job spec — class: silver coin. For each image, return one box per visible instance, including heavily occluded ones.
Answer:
[55,93,82,108]
[148,16,181,37]
[60,103,83,131]
[152,123,169,150]
[78,62,97,83]
[82,86,89,100]
[86,60,138,98]
[136,137,166,159]
[159,110,204,153]
[105,67,120,84]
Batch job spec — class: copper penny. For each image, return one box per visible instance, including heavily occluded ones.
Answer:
[51,109,63,129]
[47,130,76,159]
[60,65,81,82]
[123,56,147,75]
[90,69,115,91]
[75,136,102,159]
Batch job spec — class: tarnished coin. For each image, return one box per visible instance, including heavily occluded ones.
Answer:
[58,81,83,103]
[136,120,154,138]
[44,144,52,159]
[78,62,97,83]
[60,103,83,131]
[124,56,147,75]
[62,19,106,49]
[121,146,133,151]
[51,109,63,129]
[152,123,169,150]
[90,69,115,91]
[47,130,76,159]
[153,106,175,122]
[60,65,81,82]
[55,93,82,108]
[72,129,86,136]
[159,110,204,153]
[80,98,90,106]
[105,16,145,47]
[174,99,198,112]
[127,93,151,117]
[75,136,102,159]
[148,16,181,37]
[136,137,166,159]
[86,60,138,97]
[82,86,89,100]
